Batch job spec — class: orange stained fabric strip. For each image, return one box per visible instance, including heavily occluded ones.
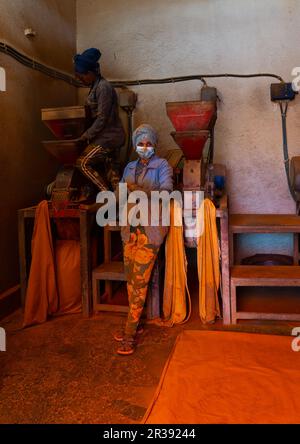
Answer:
[23,201,58,327]
[197,199,220,324]
[23,201,82,327]
[163,201,191,325]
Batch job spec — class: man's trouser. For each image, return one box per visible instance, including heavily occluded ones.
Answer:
[76,144,120,191]
[123,226,159,337]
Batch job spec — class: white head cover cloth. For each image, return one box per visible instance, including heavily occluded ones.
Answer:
[132,124,158,149]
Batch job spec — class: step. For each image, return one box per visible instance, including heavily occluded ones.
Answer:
[231,265,300,286]
[92,262,125,281]
[230,214,300,233]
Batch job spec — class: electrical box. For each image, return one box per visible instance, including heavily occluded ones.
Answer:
[201,86,217,102]
[119,89,137,109]
[270,82,297,101]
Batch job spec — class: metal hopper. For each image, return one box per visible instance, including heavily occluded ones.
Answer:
[170,130,210,160]
[166,100,216,160]
[166,100,216,132]
[42,106,86,140]
[41,105,89,203]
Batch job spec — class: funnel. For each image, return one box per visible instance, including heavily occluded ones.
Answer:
[171,130,209,160]
[42,106,86,140]
[42,139,82,165]
[166,101,216,131]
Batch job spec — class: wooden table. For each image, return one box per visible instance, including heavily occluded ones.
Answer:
[18,203,99,318]
[229,213,300,323]
[229,214,300,265]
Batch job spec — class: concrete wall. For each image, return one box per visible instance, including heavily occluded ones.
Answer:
[0,0,77,294]
[77,0,300,259]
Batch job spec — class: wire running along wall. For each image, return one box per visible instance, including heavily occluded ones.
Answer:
[0,41,285,89]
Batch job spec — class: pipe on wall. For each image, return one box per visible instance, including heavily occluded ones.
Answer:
[0,41,285,88]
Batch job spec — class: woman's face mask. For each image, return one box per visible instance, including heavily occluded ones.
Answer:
[136,142,155,159]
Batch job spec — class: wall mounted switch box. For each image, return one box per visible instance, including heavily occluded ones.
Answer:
[270,82,297,102]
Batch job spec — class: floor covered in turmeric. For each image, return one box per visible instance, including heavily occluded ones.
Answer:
[0,262,298,424]
[144,330,300,424]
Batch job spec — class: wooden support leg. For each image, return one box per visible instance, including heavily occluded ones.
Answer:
[92,276,99,313]
[230,281,237,324]
[80,210,92,318]
[220,209,231,324]
[229,231,234,266]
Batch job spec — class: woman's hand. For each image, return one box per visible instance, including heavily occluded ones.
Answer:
[128,183,139,192]
[77,133,88,148]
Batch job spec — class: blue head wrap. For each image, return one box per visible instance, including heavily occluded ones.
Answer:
[74,48,101,74]
[132,124,158,149]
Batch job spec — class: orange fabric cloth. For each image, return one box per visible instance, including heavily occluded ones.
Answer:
[55,240,81,315]
[143,330,300,424]
[197,199,220,324]
[23,201,81,327]
[163,200,191,325]
[23,201,58,327]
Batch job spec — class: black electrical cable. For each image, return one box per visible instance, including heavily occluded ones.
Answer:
[0,41,285,87]
[0,42,80,86]
[110,72,284,88]
[279,101,298,203]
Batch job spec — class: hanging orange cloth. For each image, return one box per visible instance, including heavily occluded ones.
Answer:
[23,201,82,327]
[23,200,58,327]
[55,240,81,315]
[197,198,220,324]
[163,200,191,325]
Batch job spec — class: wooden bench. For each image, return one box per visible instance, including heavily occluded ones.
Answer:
[231,265,300,323]
[229,214,300,265]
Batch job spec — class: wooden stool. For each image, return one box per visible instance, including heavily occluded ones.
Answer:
[92,225,128,313]
[231,265,300,324]
[92,225,164,316]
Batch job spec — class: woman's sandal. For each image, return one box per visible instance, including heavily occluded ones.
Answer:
[113,324,144,342]
[116,336,136,355]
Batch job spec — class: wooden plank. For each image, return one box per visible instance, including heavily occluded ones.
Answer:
[21,208,36,218]
[230,213,300,233]
[231,265,300,280]
[21,206,81,218]
[93,262,125,281]
[94,303,129,313]
[234,279,300,286]
[106,225,121,231]
[236,311,300,321]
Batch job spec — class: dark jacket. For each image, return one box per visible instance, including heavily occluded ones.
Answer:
[83,77,125,149]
